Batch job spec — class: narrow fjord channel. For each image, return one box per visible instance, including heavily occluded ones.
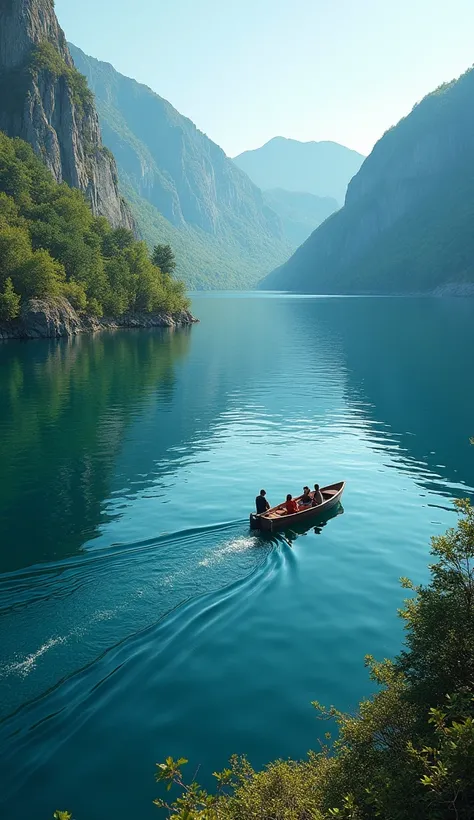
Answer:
[1,294,473,820]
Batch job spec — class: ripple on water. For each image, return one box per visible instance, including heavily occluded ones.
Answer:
[1,295,474,820]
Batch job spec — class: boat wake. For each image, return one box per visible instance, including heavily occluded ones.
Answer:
[0,520,285,720]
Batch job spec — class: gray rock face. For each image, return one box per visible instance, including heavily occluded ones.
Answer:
[262,68,474,294]
[0,0,134,230]
[69,45,287,245]
[0,297,197,341]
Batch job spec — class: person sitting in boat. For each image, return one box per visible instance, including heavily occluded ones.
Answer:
[255,489,270,514]
[312,484,324,506]
[284,494,298,514]
[298,486,312,508]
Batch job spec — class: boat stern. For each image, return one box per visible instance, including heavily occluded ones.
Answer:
[249,513,261,530]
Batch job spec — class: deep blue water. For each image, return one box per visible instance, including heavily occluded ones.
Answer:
[0,294,473,820]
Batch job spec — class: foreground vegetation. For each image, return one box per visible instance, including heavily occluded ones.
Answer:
[152,499,474,819]
[0,131,189,321]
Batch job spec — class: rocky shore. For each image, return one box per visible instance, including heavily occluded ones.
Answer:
[0,297,198,341]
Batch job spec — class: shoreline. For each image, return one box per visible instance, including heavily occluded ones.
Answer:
[0,297,198,342]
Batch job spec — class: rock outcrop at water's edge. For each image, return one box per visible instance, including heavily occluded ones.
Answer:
[0,0,135,231]
[0,297,198,341]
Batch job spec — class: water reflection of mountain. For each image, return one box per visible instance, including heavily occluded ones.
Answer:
[0,331,191,572]
[311,297,474,495]
[3,295,471,573]
[114,295,347,491]
[0,300,332,572]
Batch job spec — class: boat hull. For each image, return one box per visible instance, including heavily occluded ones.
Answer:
[250,481,345,532]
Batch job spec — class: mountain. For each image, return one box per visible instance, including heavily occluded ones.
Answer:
[261,68,474,295]
[0,0,133,230]
[233,138,365,205]
[262,189,338,247]
[69,45,292,290]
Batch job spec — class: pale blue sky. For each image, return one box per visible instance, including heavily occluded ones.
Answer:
[56,0,474,157]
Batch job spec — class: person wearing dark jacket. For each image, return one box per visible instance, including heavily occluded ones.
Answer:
[255,489,270,514]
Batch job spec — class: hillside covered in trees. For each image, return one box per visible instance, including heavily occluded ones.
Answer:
[262,67,474,295]
[69,45,293,290]
[0,132,188,322]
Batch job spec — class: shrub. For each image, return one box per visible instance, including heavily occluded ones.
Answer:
[0,277,20,320]
[14,249,65,299]
[155,499,474,820]
[61,280,87,311]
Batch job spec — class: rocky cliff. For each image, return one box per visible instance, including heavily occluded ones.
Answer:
[0,0,134,230]
[0,296,197,341]
[69,44,292,289]
[262,67,474,294]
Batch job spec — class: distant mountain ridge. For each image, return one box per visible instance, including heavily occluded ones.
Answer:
[261,67,474,295]
[69,44,293,289]
[262,189,339,247]
[234,137,365,205]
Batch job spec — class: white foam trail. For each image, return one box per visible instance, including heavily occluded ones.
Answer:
[199,535,259,568]
[1,636,67,678]
[0,606,124,680]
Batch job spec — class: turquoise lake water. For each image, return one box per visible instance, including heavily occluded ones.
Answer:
[0,293,473,819]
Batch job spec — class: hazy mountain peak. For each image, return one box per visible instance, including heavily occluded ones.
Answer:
[233,137,365,204]
[261,65,474,296]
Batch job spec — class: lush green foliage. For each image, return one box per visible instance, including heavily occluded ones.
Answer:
[30,43,94,114]
[0,131,189,319]
[0,277,20,320]
[155,499,474,819]
[0,41,93,119]
[124,186,269,290]
[152,244,177,276]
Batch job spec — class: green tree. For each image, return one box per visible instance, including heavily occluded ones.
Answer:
[0,225,31,283]
[399,498,474,708]
[0,277,20,320]
[102,227,135,257]
[0,132,188,321]
[61,280,88,312]
[152,244,177,275]
[14,249,65,299]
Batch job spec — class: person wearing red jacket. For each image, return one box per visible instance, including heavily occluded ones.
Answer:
[284,494,298,514]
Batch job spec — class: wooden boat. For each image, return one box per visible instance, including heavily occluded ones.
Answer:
[250,481,345,532]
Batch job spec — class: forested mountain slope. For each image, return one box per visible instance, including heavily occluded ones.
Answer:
[70,45,292,289]
[262,68,474,294]
[0,132,188,325]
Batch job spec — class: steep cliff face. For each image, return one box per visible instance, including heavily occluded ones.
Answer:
[262,68,474,294]
[69,44,292,289]
[0,0,134,230]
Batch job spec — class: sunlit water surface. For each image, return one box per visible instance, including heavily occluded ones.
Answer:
[0,294,473,819]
